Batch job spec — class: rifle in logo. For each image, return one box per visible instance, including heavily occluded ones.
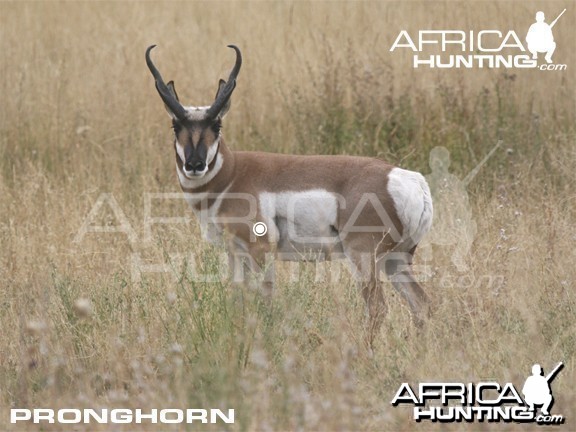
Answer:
[545,361,564,383]
[550,9,567,28]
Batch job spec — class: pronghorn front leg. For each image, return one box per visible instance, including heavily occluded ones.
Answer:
[247,240,276,298]
[227,232,276,299]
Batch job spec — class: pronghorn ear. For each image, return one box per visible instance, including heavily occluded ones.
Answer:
[162,81,181,120]
[167,81,179,101]
[214,79,232,118]
[214,79,226,100]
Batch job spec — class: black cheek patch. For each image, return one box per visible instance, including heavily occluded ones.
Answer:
[210,119,222,135]
[172,121,182,135]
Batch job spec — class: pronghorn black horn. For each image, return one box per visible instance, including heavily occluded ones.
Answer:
[146,45,188,121]
[206,45,242,120]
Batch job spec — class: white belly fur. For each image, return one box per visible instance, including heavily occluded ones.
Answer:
[259,190,342,258]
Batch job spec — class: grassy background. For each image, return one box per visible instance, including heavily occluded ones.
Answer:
[1,1,575,430]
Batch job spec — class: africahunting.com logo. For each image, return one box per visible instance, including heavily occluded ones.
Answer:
[390,8,568,70]
[391,362,565,425]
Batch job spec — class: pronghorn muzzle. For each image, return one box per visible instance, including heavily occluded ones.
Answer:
[184,160,206,173]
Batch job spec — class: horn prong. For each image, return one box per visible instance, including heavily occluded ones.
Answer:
[206,45,242,120]
[145,45,188,121]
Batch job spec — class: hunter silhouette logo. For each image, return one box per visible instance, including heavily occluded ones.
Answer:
[526,9,566,64]
[391,361,566,425]
[522,362,563,416]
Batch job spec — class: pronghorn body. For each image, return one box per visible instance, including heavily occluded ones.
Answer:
[180,148,431,259]
[146,45,433,343]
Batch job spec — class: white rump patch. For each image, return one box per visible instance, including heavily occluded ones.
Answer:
[387,167,433,247]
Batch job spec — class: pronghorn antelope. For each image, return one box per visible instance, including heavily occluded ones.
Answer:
[146,44,433,339]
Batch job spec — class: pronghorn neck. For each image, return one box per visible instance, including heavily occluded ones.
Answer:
[177,137,235,193]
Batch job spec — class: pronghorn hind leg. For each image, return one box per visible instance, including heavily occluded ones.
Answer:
[361,277,387,348]
[345,247,387,349]
[382,247,429,326]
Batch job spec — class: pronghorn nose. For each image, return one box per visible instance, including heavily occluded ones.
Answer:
[185,161,206,172]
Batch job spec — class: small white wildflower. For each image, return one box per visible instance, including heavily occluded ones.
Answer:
[166,291,177,305]
[76,125,92,135]
[25,320,47,336]
[170,343,183,357]
[73,297,93,318]
[170,343,184,367]
[250,348,268,369]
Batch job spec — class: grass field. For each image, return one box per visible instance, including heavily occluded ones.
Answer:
[1,1,575,430]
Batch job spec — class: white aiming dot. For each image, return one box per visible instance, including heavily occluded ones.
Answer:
[253,222,267,236]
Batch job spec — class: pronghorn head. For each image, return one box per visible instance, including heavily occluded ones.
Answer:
[146,45,242,179]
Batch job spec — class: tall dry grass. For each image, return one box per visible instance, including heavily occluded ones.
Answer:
[0,1,575,431]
